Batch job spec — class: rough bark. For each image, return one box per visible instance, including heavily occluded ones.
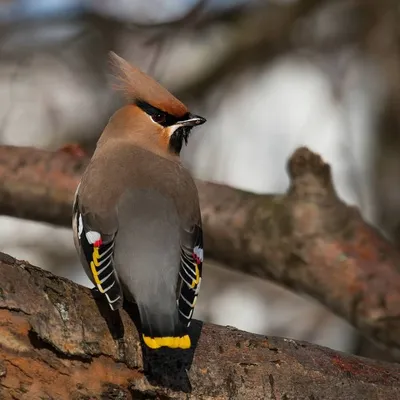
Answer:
[0,145,400,360]
[0,253,399,399]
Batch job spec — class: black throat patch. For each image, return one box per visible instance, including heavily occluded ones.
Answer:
[169,127,191,155]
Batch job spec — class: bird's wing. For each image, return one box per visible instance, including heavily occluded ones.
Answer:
[178,223,203,327]
[72,192,123,311]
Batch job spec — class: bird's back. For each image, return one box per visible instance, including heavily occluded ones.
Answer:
[115,186,181,309]
[78,140,200,229]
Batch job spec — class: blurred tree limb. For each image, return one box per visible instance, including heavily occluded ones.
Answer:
[0,145,399,363]
[1,254,399,399]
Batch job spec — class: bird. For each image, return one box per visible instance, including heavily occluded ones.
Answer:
[72,52,206,350]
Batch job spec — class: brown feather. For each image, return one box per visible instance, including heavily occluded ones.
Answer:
[98,105,173,157]
[109,52,188,117]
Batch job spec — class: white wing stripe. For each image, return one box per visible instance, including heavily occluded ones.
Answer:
[100,270,114,284]
[97,258,112,275]
[178,307,193,320]
[179,272,192,288]
[181,259,197,279]
[99,252,113,265]
[99,244,114,259]
[105,293,120,303]
[179,292,193,307]
[103,280,116,293]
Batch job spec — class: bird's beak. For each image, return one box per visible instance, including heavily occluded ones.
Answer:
[177,113,206,127]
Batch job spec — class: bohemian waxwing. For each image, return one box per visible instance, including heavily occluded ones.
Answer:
[72,52,206,350]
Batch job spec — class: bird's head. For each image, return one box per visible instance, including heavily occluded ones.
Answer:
[104,52,206,157]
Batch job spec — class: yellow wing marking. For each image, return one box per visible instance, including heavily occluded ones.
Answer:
[92,247,100,266]
[90,245,104,293]
[190,263,200,288]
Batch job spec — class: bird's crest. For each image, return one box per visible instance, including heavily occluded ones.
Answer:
[109,52,188,117]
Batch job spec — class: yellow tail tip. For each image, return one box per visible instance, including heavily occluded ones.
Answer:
[142,334,191,349]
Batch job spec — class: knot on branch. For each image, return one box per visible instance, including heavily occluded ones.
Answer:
[286,147,337,202]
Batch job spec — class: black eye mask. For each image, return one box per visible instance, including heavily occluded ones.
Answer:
[136,100,189,127]
[136,99,193,155]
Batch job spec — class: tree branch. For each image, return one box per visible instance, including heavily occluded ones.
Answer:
[0,145,399,359]
[0,253,399,399]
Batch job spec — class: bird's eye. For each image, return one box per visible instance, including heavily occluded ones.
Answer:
[152,113,166,124]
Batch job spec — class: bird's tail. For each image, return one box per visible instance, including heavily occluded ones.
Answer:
[138,306,190,350]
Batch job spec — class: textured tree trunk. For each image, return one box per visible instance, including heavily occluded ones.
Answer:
[0,253,399,399]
